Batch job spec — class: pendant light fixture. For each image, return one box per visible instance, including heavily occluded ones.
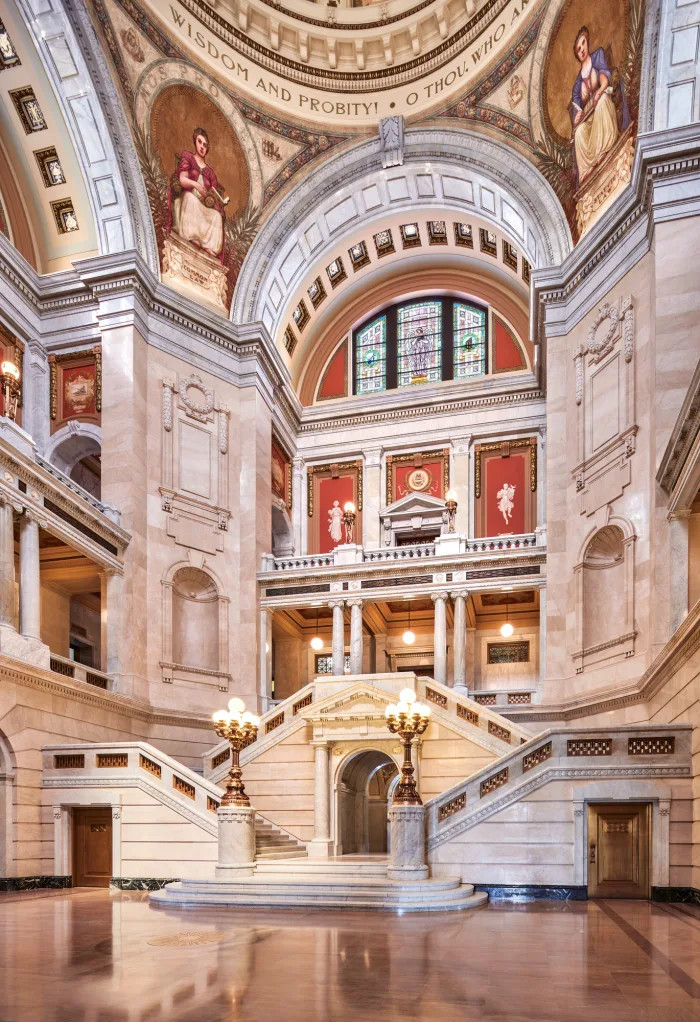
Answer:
[310,606,324,651]
[500,595,514,638]
[402,601,416,646]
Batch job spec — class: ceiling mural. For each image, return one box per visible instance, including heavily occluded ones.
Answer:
[86,0,644,312]
[89,0,351,311]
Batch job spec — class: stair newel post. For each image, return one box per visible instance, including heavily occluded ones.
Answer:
[212,699,260,879]
[385,688,431,881]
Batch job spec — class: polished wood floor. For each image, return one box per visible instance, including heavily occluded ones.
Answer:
[0,889,699,1021]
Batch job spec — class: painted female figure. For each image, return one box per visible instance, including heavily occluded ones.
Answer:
[570,27,629,185]
[170,127,226,261]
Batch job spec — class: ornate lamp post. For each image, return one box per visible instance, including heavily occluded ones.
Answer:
[385,687,431,805]
[1,358,21,422]
[343,501,356,544]
[212,697,260,806]
[444,489,458,533]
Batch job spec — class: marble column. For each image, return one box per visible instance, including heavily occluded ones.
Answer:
[362,448,382,550]
[0,497,16,628]
[100,570,124,682]
[348,598,363,674]
[431,592,448,686]
[292,457,304,554]
[668,510,690,632]
[536,426,547,544]
[451,590,468,693]
[19,511,41,639]
[329,599,345,675]
[22,341,50,455]
[308,740,332,858]
[451,435,471,535]
[258,607,273,709]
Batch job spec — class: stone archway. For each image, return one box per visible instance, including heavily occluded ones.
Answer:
[337,750,398,855]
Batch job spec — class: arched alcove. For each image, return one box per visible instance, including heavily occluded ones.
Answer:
[0,730,16,879]
[337,749,398,854]
[45,426,102,499]
[272,500,294,557]
[172,567,220,672]
[574,518,636,670]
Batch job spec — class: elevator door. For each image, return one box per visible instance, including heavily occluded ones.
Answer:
[587,803,650,899]
[73,807,112,888]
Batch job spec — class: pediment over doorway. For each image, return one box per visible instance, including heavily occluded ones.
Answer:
[380,493,447,546]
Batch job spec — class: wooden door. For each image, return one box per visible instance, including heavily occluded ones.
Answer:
[587,803,650,899]
[73,807,112,887]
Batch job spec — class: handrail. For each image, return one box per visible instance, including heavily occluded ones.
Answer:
[261,533,539,571]
[49,653,111,691]
[425,723,692,847]
[413,676,533,747]
[36,454,121,523]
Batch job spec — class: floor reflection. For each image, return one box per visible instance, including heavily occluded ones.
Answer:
[0,890,698,1021]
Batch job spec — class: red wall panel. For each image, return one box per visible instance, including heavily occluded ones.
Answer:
[484,451,528,535]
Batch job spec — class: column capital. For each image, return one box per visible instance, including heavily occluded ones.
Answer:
[362,447,382,467]
[347,597,363,607]
[310,738,332,749]
[327,599,345,609]
[431,591,449,603]
[451,436,472,455]
[22,506,47,529]
[292,455,305,469]
[0,491,24,514]
[449,589,467,601]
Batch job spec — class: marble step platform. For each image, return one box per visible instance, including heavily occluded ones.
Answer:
[256,856,389,876]
[255,818,306,860]
[150,869,488,913]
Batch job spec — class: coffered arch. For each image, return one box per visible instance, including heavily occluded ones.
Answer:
[232,127,572,346]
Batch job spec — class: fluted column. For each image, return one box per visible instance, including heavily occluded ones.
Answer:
[19,511,41,639]
[348,598,363,674]
[309,740,332,857]
[431,592,448,686]
[329,599,345,675]
[451,590,467,693]
[292,457,305,554]
[0,496,16,627]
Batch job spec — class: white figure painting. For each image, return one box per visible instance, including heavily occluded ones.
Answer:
[496,482,516,527]
[328,500,343,544]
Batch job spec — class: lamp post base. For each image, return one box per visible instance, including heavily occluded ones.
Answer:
[387,804,428,881]
[215,805,256,879]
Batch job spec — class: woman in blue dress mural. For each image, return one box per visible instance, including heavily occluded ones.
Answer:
[570,26,630,185]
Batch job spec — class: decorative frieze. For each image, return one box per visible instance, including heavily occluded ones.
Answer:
[566,739,612,757]
[522,741,552,772]
[439,792,466,821]
[628,737,675,756]
[480,767,509,798]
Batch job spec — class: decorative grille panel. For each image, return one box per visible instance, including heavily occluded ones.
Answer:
[480,768,509,798]
[566,739,612,756]
[522,742,552,772]
[628,737,675,755]
[439,793,466,821]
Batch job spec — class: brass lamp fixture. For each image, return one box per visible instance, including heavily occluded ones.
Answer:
[1,357,21,422]
[384,687,431,805]
[310,605,324,651]
[500,595,514,638]
[445,489,458,533]
[343,501,356,544]
[212,697,260,806]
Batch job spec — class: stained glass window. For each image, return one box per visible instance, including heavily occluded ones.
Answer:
[397,300,442,388]
[453,303,486,379]
[355,316,387,395]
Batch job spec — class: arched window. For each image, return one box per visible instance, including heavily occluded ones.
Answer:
[353,296,487,395]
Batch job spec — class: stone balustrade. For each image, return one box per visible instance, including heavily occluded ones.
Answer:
[471,688,537,707]
[426,723,693,848]
[261,532,539,573]
[48,654,111,691]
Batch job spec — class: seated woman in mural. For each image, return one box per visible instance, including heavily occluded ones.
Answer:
[170,127,226,262]
[570,27,630,186]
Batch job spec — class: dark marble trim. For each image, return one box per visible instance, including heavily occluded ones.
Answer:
[474,884,588,901]
[0,876,72,892]
[110,877,178,891]
[651,886,700,906]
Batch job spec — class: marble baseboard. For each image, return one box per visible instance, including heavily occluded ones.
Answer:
[651,886,700,905]
[0,876,72,892]
[474,884,588,901]
[110,877,179,891]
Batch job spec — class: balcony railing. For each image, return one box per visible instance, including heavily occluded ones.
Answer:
[49,653,111,690]
[262,533,539,572]
[36,454,121,524]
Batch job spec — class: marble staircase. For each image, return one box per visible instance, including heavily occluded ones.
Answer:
[255,817,307,859]
[151,857,487,912]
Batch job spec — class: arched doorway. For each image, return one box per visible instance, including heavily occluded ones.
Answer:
[337,750,398,855]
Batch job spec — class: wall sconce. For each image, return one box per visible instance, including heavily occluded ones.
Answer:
[1,358,21,422]
[445,489,458,533]
[343,501,356,544]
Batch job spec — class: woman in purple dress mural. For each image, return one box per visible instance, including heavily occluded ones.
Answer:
[570,26,630,185]
[170,127,227,261]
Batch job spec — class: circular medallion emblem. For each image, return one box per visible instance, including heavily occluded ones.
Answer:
[406,468,431,492]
